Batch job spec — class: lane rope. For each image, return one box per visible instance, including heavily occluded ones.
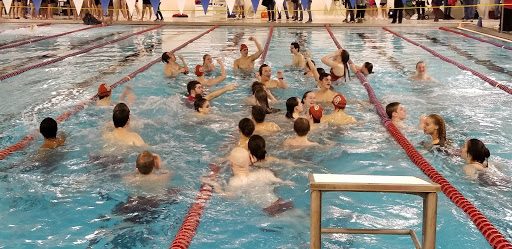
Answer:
[439,27,512,51]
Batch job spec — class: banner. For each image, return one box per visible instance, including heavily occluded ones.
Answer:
[349,0,355,10]
[3,0,12,14]
[251,0,259,13]
[74,0,84,16]
[276,0,284,12]
[125,0,136,16]
[324,0,332,10]
[177,0,186,14]
[149,0,160,15]
[301,0,308,10]
[33,0,42,14]
[99,0,110,15]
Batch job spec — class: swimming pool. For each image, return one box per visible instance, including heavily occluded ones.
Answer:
[0,25,511,248]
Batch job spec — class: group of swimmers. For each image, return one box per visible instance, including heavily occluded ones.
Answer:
[34,36,498,218]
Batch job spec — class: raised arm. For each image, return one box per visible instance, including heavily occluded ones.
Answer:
[306,52,320,82]
[178,55,189,73]
[321,49,342,68]
[276,71,288,89]
[249,37,263,61]
[204,59,227,86]
[205,84,237,101]
[118,86,136,105]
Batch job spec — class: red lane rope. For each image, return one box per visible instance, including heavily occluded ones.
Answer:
[0,25,163,82]
[0,24,104,51]
[383,27,512,96]
[0,23,51,34]
[0,25,218,161]
[169,164,219,249]
[439,27,512,51]
[259,25,274,65]
[327,25,512,249]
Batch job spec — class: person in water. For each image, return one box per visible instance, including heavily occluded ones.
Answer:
[256,64,288,89]
[321,94,357,125]
[248,135,297,167]
[461,139,490,179]
[195,58,227,86]
[123,150,173,195]
[308,105,323,129]
[321,49,350,82]
[186,81,237,102]
[39,117,66,149]
[283,117,319,146]
[202,54,217,72]
[302,91,316,115]
[162,52,189,77]
[411,61,437,82]
[285,97,304,120]
[96,84,136,107]
[419,113,447,147]
[285,42,305,68]
[246,81,277,105]
[234,37,263,72]
[252,106,281,134]
[386,102,407,128]
[350,61,373,76]
[312,73,339,103]
[193,95,212,115]
[237,118,255,150]
[103,103,146,146]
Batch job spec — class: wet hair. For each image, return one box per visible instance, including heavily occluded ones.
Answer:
[363,62,373,74]
[341,50,351,81]
[428,114,446,147]
[254,89,280,114]
[466,139,490,165]
[317,68,326,75]
[291,42,300,52]
[187,80,201,95]
[40,117,57,139]
[194,95,208,112]
[238,118,255,137]
[248,135,267,161]
[99,94,109,100]
[285,97,300,119]
[319,72,330,82]
[294,117,310,137]
[259,64,269,76]
[416,61,426,68]
[202,54,210,63]
[252,105,267,123]
[113,103,130,128]
[386,102,401,119]
[161,52,171,63]
[302,91,312,104]
[251,81,265,95]
[136,150,155,175]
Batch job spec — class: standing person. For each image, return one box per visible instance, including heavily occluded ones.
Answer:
[234,0,245,19]
[278,0,289,20]
[292,0,303,21]
[154,2,163,21]
[380,0,388,19]
[502,0,512,31]
[444,0,455,19]
[140,0,151,20]
[463,0,474,21]
[391,0,403,23]
[0,1,4,19]
[344,0,355,23]
[356,0,367,23]
[368,0,377,20]
[432,0,443,21]
[416,0,426,19]
[262,0,276,22]
[48,0,56,19]
[305,0,312,22]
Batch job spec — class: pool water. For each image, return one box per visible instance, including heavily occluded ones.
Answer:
[0,25,511,248]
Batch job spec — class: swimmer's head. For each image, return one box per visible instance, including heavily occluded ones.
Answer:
[40,117,58,139]
[259,64,271,79]
[461,139,490,165]
[161,52,175,63]
[248,135,267,161]
[290,42,300,53]
[203,54,212,64]
[252,105,267,124]
[294,117,310,137]
[238,118,255,138]
[386,102,406,120]
[97,83,111,99]
[195,65,204,77]
[229,147,250,171]
[254,89,270,110]
[240,44,248,56]
[319,73,331,89]
[416,61,427,74]
[251,81,265,95]
[194,95,211,114]
[362,62,373,75]
[136,150,155,175]
[341,50,350,64]
[309,105,323,123]
[285,97,303,119]
[302,92,316,114]
[187,80,203,96]
[113,103,130,128]
[424,114,446,146]
[332,94,347,110]
[317,67,325,75]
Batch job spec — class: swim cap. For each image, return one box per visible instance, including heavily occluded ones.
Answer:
[195,65,204,76]
[97,83,111,97]
[309,105,323,120]
[332,94,346,109]
[240,44,248,51]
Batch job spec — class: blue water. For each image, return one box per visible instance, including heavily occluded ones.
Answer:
[0,25,511,248]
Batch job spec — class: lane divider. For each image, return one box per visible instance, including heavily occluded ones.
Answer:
[0,25,218,161]
[327,25,512,249]
[0,24,104,51]
[383,27,512,96]
[0,25,163,82]
[439,27,512,51]
[0,23,51,34]
[259,25,274,65]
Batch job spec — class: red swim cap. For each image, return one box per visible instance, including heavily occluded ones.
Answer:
[240,44,248,51]
[195,65,204,76]
[332,94,346,109]
[309,105,323,120]
[97,83,111,97]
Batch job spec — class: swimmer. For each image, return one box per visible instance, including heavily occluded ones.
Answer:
[202,54,217,72]
[234,36,263,72]
[97,84,136,106]
[246,81,277,105]
[285,97,303,120]
[284,42,305,68]
[410,61,437,82]
[123,150,173,195]
[304,52,323,81]
[283,117,319,146]
[237,118,255,150]
[103,103,146,146]
[321,94,357,125]
[350,62,374,76]
[193,95,211,115]
[203,147,295,216]
[195,58,227,86]
[186,80,237,102]
[321,49,350,82]
[301,91,316,114]
[162,52,189,77]
[312,73,339,103]
[304,58,316,78]
[385,102,407,128]
[308,105,323,129]
[252,106,281,134]
[248,135,297,167]
[460,139,490,179]
[256,64,288,89]
[253,88,280,113]
[419,113,447,147]
[39,117,66,149]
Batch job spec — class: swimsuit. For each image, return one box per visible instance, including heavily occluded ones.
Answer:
[330,68,343,82]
